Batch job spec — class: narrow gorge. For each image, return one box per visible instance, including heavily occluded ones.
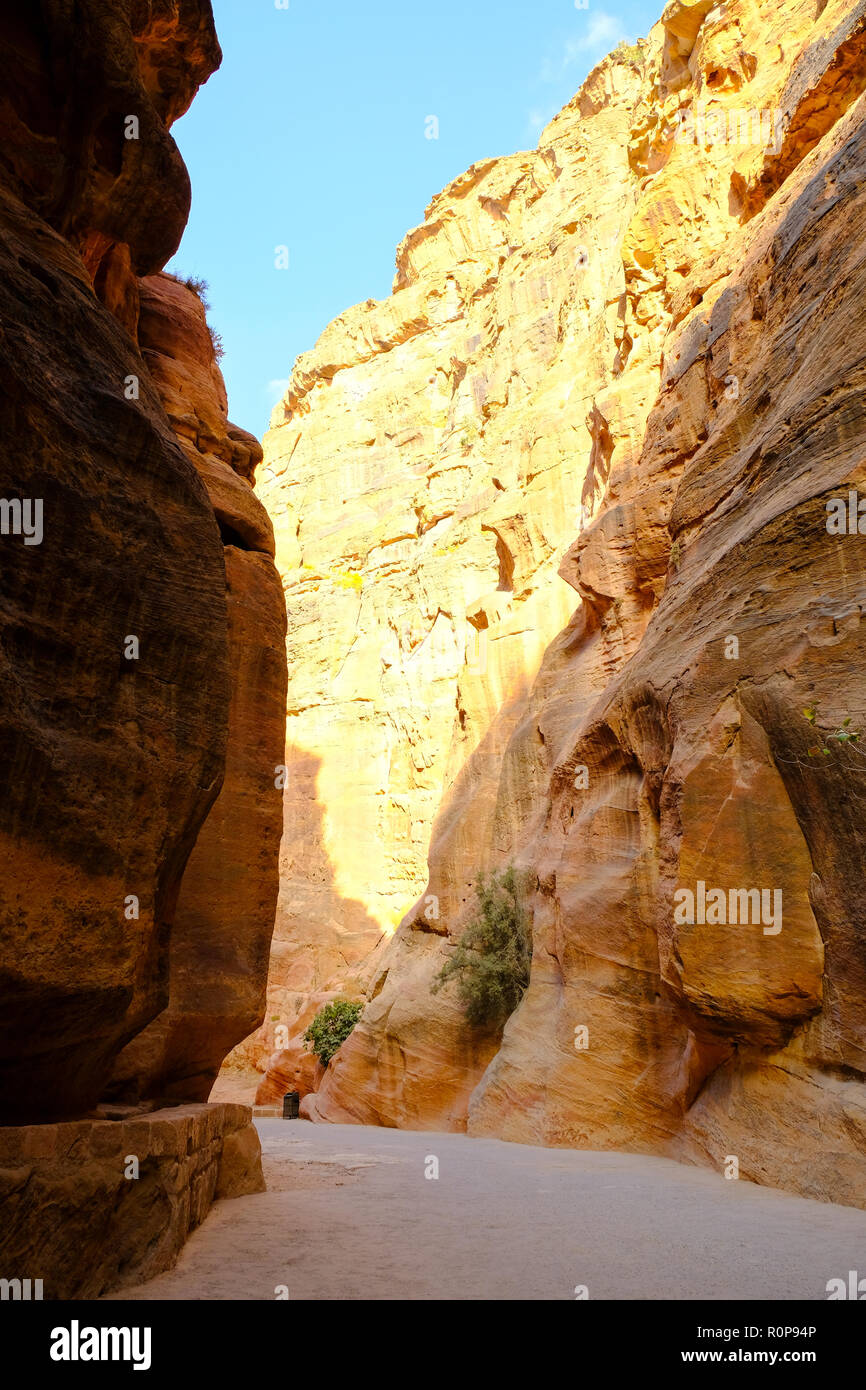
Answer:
[1,0,865,1310]
[231,0,866,1213]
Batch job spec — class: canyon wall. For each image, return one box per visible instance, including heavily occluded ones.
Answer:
[0,0,284,1290]
[0,0,223,1122]
[261,0,866,1206]
[108,271,288,1105]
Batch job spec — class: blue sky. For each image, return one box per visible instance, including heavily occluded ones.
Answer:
[166,0,661,439]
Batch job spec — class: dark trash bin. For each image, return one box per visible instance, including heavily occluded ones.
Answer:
[282,1091,300,1119]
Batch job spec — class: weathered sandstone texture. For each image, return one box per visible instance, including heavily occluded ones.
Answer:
[262,0,866,1206]
[0,2,230,1122]
[0,0,221,339]
[108,274,288,1104]
[0,0,283,1299]
[218,746,384,1103]
[0,1103,263,1299]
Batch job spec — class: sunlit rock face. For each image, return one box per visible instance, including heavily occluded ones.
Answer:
[257,0,866,1206]
[249,24,650,1104]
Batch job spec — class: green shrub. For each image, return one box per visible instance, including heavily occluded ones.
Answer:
[803,704,862,757]
[431,866,532,1028]
[303,1000,363,1066]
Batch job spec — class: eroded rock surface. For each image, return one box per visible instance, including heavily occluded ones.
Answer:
[109,275,288,1104]
[0,2,285,1133]
[261,0,866,1205]
[0,1103,263,1299]
[0,0,229,1121]
[0,0,284,1311]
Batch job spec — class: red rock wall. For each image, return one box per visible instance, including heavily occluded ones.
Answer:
[109,275,288,1103]
[0,2,286,1125]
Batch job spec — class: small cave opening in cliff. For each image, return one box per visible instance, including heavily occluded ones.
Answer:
[216,516,254,551]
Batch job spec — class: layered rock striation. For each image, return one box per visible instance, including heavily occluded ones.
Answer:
[0,1,225,1122]
[261,0,866,1206]
[0,0,285,1287]
[107,272,288,1104]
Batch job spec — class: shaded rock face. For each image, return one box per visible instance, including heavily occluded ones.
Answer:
[0,0,221,334]
[0,2,285,1124]
[109,276,288,1104]
[265,0,866,1204]
[0,1103,263,1299]
[218,746,385,1104]
[0,191,229,1122]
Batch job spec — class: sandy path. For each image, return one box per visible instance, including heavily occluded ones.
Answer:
[106,1121,866,1300]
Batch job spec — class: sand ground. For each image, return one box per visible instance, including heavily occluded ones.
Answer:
[107,1120,866,1300]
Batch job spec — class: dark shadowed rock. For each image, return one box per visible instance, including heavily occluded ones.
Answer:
[108,274,288,1104]
[0,188,229,1121]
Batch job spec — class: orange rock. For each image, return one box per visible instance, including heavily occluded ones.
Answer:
[109,275,287,1104]
[287,0,866,1206]
[0,2,221,330]
[255,1047,325,1107]
[0,180,229,1122]
[0,3,286,1128]
[0,1104,262,1298]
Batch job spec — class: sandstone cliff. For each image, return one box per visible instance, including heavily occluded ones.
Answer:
[0,1,286,1129]
[107,272,288,1104]
[259,0,866,1207]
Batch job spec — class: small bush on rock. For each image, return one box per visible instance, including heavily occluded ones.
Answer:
[303,1000,363,1066]
[181,274,211,309]
[431,866,532,1028]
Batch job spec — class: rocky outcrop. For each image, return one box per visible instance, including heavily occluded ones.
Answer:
[0,0,283,1301]
[218,745,384,1104]
[263,0,866,1205]
[0,0,221,339]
